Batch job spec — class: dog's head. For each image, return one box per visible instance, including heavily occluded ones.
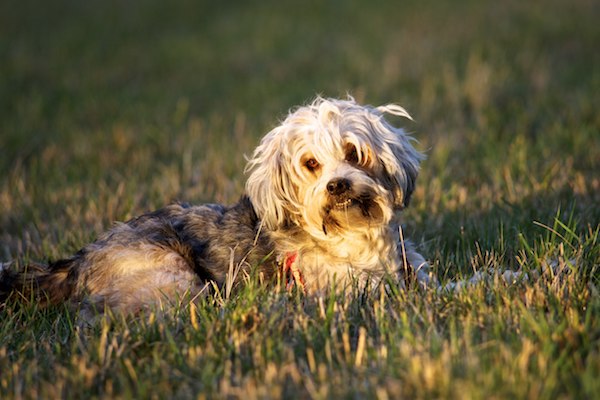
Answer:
[245,96,424,238]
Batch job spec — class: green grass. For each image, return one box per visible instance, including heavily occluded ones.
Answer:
[1,0,599,398]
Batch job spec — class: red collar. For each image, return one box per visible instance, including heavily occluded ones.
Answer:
[282,252,305,293]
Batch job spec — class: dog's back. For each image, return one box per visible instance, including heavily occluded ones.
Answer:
[1,196,277,315]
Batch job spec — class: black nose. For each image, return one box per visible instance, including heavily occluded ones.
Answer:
[327,178,351,195]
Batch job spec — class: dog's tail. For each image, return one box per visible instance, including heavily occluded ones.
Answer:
[0,259,77,306]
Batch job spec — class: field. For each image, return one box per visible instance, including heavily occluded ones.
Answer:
[1,0,599,398]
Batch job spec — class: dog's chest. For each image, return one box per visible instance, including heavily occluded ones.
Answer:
[284,233,397,291]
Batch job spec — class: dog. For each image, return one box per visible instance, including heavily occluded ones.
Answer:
[0,96,430,317]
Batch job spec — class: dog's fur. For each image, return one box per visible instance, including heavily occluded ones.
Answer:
[0,96,430,316]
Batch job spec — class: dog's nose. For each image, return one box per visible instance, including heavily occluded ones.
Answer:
[327,178,351,195]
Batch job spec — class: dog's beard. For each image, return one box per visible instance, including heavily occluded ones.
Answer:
[300,175,392,238]
[321,190,386,234]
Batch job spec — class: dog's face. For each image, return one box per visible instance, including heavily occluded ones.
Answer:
[245,97,423,239]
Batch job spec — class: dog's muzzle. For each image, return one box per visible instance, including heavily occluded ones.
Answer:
[324,178,378,215]
[327,178,351,196]
[326,178,357,209]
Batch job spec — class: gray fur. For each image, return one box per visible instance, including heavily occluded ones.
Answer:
[1,196,277,314]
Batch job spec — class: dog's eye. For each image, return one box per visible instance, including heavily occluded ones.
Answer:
[304,158,320,171]
[345,147,359,164]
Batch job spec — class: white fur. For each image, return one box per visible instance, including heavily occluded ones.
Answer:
[245,96,427,291]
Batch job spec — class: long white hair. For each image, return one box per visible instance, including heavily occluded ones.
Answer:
[245,96,424,231]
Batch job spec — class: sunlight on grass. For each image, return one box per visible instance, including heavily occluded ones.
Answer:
[1,0,598,398]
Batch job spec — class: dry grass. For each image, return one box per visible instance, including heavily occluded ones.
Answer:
[1,0,599,398]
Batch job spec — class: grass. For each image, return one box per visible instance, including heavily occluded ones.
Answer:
[1,0,599,398]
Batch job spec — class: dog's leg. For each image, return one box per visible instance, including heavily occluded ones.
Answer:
[397,239,436,289]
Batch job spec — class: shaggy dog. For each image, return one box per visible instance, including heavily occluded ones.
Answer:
[0,97,430,317]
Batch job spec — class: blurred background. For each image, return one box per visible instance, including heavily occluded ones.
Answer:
[1,0,598,266]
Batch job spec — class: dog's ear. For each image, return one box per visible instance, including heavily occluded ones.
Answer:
[373,104,424,210]
[245,130,297,230]
[381,156,419,209]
